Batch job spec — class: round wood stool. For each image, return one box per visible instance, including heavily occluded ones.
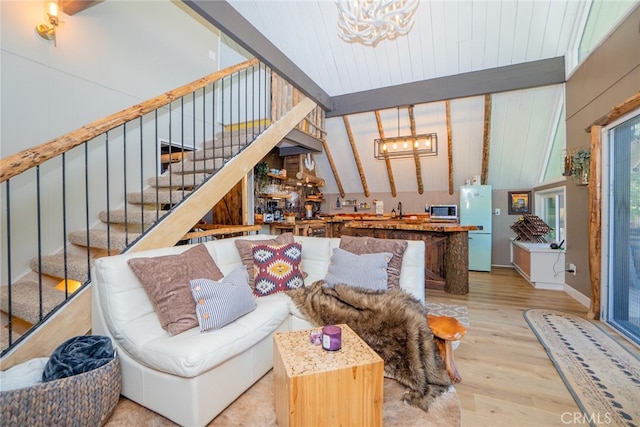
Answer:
[427,314,467,383]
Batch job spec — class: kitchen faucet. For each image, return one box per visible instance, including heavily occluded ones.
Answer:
[398,202,403,219]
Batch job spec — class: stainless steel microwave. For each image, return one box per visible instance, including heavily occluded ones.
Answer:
[430,205,458,221]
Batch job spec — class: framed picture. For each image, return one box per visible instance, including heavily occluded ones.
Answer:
[508,191,531,215]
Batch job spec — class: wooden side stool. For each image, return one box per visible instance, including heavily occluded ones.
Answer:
[427,314,467,383]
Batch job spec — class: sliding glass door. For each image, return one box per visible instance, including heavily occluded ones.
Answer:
[604,112,640,346]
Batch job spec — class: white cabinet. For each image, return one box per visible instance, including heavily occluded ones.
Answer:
[510,240,565,290]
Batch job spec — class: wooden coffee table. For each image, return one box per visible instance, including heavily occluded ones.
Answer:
[273,324,384,427]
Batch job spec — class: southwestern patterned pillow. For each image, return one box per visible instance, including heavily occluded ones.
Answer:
[252,242,305,296]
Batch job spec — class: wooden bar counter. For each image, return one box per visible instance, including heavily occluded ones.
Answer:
[344,219,477,295]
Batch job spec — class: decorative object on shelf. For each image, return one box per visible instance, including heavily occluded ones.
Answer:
[374,107,437,159]
[304,153,315,171]
[254,162,269,192]
[507,191,532,215]
[570,148,591,186]
[336,0,419,46]
[510,214,553,242]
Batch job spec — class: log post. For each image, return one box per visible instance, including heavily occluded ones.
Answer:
[374,110,397,197]
[408,105,424,194]
[321,138,345,198]
[588,125,602,320]
[343,115,370,197]
[446,100,453,195]
[444,232,469,295]
[481,94,492,185]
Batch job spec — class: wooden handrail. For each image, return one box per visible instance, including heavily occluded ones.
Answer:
[0,58,259,184]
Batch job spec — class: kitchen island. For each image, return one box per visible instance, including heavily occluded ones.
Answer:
[343,219,478,295]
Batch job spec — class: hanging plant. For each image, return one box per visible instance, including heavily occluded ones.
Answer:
[571,148,591,186]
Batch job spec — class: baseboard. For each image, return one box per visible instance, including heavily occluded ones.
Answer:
[563,284,590,308]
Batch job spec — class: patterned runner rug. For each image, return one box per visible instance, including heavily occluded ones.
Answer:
[524,309,640,426]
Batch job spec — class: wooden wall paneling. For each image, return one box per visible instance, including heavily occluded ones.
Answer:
[342,116,370,197]
[374,110,397,197]
[408,105,424,194]
[211,180,243,225]
[481,94,492,185]
[588,125,602,319]
[446,100,453,195]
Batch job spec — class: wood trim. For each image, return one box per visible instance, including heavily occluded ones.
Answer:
[446,100,453,195]
[408,105,424,195]
[342,116,370,198]
[481,94,492,185]
[0,58,259,184]
[375,110,397,197]
[588,125,602,320]
[585,92,640,132]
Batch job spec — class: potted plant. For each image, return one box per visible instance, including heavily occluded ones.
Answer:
[254,161,269,193]
[571,148,591,185]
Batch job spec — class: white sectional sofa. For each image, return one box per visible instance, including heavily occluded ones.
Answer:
[91,234,425,427]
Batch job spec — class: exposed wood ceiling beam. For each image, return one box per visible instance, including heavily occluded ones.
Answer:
[184,0,332,111]
[374,110,397,197]
[327,57,565,118]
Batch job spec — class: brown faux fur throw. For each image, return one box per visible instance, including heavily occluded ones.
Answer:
[287,280,452,412]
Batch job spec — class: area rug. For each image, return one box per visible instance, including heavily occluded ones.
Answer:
[425,302,469,327]
[524,309,640,426]
[105,370,461,426]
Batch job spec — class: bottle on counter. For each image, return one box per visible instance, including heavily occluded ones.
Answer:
[391,208,396,219]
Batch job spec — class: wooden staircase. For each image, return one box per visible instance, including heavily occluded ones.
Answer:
[0,96,317,368]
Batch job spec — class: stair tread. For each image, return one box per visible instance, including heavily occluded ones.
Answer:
[29,253,92,283]
[0,281,66,325]
[149,173,210,188]
[99,208,168,225]
[168,158,226,174]
[126,189,191,204]
[68,229,141,251]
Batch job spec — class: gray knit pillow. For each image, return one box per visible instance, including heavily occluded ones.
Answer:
[324,247,393,291]
[189,266,256,332]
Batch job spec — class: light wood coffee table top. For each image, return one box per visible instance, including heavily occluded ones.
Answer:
[273,324,384,427]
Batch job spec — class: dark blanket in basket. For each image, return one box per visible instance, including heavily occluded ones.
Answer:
[43,335,115,382]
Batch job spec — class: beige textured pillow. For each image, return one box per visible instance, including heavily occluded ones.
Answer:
[127,244,224,336]
[234,233,295,288]
[339,235,408,289]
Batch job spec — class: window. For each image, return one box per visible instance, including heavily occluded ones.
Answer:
[603,111,640,346]
[535,187,565,243]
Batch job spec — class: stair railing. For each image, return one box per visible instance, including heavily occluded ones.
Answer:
[0,58,287,356]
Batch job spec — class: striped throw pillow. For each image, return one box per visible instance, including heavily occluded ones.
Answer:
[189,266,256,332]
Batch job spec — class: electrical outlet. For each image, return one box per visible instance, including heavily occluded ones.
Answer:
[494,208,501,215]
[569,263,577,275]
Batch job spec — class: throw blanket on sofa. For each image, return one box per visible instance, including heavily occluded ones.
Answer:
[287,281,452,412]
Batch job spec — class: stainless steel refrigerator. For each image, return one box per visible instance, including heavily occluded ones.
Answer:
[460,185,492,271]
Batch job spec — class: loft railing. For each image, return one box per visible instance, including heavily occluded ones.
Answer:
[0,58,322,357]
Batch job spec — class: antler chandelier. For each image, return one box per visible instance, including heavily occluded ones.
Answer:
[336,0,420,46]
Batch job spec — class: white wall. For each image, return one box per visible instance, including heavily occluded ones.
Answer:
[0,0,228,282]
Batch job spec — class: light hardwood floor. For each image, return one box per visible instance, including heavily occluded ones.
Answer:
[429,267,639,427]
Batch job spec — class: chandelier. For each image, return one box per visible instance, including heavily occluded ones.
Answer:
[336,0,420,46]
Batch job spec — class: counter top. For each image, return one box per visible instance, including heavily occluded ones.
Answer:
[345,220,478,232]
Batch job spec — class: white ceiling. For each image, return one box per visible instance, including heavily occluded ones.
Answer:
[199,1,636,196]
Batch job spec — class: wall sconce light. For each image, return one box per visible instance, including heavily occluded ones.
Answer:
[36,1,61,46]
[374,133,438,159]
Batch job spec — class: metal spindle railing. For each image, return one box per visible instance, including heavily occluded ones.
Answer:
[0,60,284,356]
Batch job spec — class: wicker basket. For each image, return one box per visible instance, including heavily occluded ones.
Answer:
[0,356,121,426]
